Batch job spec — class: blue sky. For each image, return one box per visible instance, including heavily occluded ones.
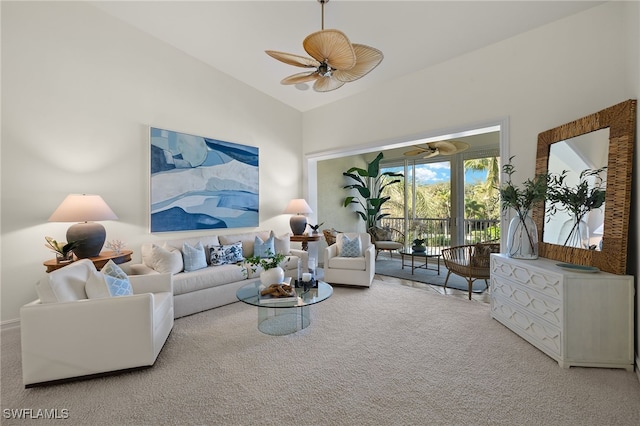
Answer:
[385,163,488,186]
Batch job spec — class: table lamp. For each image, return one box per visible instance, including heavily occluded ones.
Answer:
[284,198,312,235]
[48,194,118,258]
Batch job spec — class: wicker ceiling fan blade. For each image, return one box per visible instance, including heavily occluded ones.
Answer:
[313,76,346,92]
[265,50,320,68]
[281,71,319,85]
[303,29,356,70]
[333,44,384,83]
[428,141,471,155]
[403,148,428,156]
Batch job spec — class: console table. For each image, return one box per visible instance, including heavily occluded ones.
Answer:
[43,250,133,273]
[490,254,634,370]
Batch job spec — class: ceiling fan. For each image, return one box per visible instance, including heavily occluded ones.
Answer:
[403,141,471,158]
[265,0,383,92]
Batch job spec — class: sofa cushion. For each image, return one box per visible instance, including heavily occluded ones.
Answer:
[148,243,184,274]
[339,234,362,257]
[36,259,94,303]
[86,260,134,298]
[254,235,275,257]
[210,242,244,266]
[182,241,208,272]
[328,256,366,271]
[172,264,247,296]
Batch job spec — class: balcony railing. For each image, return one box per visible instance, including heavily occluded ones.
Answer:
[380,217,500,252]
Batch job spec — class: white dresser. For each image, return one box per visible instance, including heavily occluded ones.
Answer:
[490,254,634,371]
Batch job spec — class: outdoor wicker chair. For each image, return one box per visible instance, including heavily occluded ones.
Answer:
[441,242,501,300]
[322,229,340,246]
[368,226,405,259]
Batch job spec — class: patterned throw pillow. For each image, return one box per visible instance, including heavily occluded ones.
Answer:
[182,241,208,272]
[210,242,244,266]
[86,260,133,298]
[339,234,362,257]
[254,236,275,257]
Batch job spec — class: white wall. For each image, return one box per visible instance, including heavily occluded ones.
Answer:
[304,2,640,363]
[305,2,632,185]
[1,2,302,323]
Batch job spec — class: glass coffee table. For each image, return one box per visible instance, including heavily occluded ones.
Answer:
[398,248,441,275]
[236,281,333,336]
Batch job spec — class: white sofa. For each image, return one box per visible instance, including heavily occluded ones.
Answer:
[129,230,308,318]
[324,232,375,287]
[21,259,173,387]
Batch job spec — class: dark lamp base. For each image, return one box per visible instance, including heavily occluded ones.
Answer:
[290,215,308,235]
[66,222,106,258]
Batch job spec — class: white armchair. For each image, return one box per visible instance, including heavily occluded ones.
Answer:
[20,259,174,387]
[323,232,375,287]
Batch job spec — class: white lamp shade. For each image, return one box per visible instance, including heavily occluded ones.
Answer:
[48,194,118,222]
[283,198,312,215]
[48,194,118,259]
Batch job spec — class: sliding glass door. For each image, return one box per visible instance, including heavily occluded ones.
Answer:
[381,149,499,251]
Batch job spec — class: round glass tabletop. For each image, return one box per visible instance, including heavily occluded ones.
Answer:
[236,280,333,308]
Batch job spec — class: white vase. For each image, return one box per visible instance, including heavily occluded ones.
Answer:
[506,212,538,259]
[260,267,285,286]
[558,217,590,249]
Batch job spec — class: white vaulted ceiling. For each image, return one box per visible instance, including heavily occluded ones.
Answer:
[91,1,605,112]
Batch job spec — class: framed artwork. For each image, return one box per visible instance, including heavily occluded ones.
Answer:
[150,127,259,232]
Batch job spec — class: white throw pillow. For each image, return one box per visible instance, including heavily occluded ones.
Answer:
[271,231,291,255]
[36,259,93,303]
[150,243,183,274]
[182,241,207,272]
[86,260,133,299]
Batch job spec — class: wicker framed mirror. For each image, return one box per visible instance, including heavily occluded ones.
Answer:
[532,99,636,275]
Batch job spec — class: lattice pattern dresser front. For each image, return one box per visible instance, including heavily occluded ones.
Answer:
[490,254,634,371]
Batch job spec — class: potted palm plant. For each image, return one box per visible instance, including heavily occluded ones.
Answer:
[342,152,403,229]
[498,157,548,259]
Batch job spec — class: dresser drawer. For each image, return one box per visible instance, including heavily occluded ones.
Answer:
[491,295,562,358]
[491,275,562,327]
[491,256,562,300]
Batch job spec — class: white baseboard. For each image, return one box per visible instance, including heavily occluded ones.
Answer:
[1,318,20,332]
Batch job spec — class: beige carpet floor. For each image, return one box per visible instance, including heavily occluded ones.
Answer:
[2,279,640,425]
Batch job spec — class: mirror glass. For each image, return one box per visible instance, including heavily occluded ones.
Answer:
[542,128,609,250]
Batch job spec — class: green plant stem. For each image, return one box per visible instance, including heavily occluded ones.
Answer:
[561,214,587,247]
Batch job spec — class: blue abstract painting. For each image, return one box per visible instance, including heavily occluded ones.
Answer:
[150,127,259,232]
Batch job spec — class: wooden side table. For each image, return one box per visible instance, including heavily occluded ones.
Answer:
[289,234,321,251]
[43,250,133,273]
